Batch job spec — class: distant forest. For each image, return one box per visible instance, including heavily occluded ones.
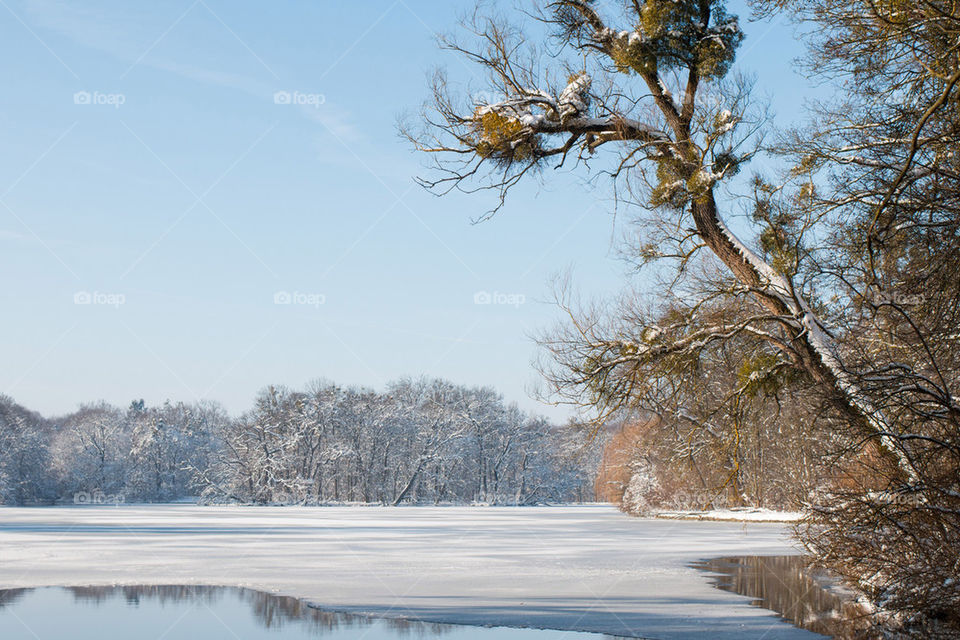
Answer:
[0,378,600,506]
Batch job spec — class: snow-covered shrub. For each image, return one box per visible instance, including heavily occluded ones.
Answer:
[619,459,661,515]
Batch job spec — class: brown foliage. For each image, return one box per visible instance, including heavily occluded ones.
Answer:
[594,417,659,505]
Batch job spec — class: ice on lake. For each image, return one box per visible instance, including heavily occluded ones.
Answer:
[0,505,825,639]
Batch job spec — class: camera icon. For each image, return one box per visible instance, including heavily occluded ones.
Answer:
[273,90,291,105]
[473,291,492,305]
[273,291,292,305]
[73,91,91,105]
[73,491,91,504]
[74,291,92,305]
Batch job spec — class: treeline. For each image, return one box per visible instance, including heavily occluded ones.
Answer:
[0,378,599,506]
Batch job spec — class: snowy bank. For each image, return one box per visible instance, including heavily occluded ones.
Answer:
[0,504,819,639]
[655,508,805,523]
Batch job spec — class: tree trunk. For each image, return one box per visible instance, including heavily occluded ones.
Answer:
[392,455,428,506]
[691,192,919,481]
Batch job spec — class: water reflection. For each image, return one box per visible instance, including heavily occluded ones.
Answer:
[0,588,27,608]
[0,585,624,639]
[63,585,442,635]
[692,556,875,639]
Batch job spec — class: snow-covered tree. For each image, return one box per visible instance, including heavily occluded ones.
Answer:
[127,400,224,501]
[52,402,129,499]
[0,382,599,508]
[749,0,960,631]
[0,395,55,504]
[199,378,597,505]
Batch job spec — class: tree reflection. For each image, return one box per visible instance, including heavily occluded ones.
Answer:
[0,589,27,609]
[56,585,451,636]
[693,556,876,639]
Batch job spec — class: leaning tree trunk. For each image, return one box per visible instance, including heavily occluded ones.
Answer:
[392,454,429,506]
[691,192,919,482]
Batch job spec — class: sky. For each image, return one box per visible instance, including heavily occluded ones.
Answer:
[0,0,816,420]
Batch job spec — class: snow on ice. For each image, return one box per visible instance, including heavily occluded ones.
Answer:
[0,504,821,639]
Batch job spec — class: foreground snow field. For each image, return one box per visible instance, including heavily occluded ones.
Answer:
[0,505,819,639]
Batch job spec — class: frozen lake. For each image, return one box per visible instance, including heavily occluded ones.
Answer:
[0,505,821,639]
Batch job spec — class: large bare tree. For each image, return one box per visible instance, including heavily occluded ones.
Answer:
[405,0,917,477]
[407,0,959,634]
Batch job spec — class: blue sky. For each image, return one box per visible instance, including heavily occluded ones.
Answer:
[0,0,814,420]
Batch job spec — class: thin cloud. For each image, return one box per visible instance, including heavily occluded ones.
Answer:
[23,0,360,137]
[0,229,29,242]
